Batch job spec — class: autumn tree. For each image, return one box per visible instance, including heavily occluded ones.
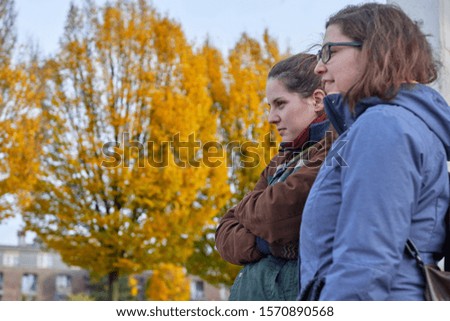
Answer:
[185,41,240,286]
[224,30,282,197]
[88,275,135,301]
[22,0,229,300]
[186,31,285,286]
[146,263,190,300]
[0,0,43,219]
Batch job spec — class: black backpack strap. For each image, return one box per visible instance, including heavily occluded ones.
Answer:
[444,185,450,272]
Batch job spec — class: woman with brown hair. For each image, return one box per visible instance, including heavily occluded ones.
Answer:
[215,53,333,300]
[299,3,450,300]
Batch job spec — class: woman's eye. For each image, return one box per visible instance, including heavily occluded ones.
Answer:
[329,49,337,54]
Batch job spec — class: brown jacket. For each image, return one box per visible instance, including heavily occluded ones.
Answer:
[215,130,335,265]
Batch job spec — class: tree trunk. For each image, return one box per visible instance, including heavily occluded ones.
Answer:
[108,271,120,301]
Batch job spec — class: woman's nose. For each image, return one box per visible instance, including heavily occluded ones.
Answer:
[314,60,326,75]
[268,109,279,124]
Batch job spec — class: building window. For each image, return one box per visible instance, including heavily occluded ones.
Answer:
[37,253,53,268]
[2,252,19,267]
[55,274,72,300]
[21,273,38,300]
[190,280,204,300]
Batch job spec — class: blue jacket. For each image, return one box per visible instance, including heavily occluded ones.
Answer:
[299,84,450,300]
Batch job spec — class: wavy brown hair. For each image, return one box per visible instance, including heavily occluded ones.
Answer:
[268,53,323,98]
[326,3,438,109]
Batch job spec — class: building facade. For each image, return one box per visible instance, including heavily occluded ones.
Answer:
[0,234,228,301]
[0,241,89,300]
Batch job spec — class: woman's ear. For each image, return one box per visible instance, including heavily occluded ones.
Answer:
[312,89,326,113]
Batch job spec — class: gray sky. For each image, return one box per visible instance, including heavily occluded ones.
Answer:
[1,0,379,245]
[14,0,380,56]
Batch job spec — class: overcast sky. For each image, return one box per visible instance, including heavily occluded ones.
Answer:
[1,0,381,245]
[14,0,383,56]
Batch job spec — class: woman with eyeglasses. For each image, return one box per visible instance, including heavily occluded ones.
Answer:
[298,3,450,300]
[215,53,335,300]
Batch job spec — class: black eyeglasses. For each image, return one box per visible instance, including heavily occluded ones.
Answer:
[316,41,363,64]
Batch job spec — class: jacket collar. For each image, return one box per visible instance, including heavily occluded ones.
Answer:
[323,86,413,135]
[323,84,450,160]
[279,116,330,152]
